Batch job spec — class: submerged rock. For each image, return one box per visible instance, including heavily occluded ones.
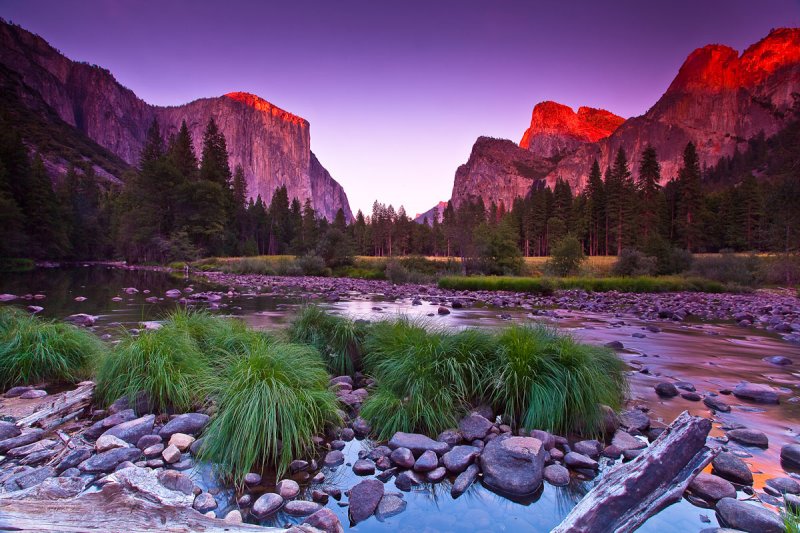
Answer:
[388,432,449,456]
[451,463,480,497]
[726,429,769,448]
[715,497,783,533]
[712,452,753,485]
[376,493,407,521]
[480,434,545,496]
[782,444,800,468]
[251,493,284,519]
[349,479,384,524]
[689,473,736,502]
[732,382,780,404]
[442,445,481,474]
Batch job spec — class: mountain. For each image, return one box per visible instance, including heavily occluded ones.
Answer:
[449,28,800,207]
[414,200,448,225]
[0,19,352,221]
[519,101,624,159]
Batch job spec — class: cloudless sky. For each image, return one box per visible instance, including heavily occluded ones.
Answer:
[1,0,798,216]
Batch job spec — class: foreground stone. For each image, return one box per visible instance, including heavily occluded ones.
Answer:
[732,382,780,404]
[349,479,384,524]
[781,444,800,468]
[451,464,480,497]
[388,432,449,456]
[480,435,545,496]
[715,497,784,533]
[712,452,754,485]
[251,493,283,519]
[304,508,344,533]
[688,473,736,502]
[158,413,210,439]
[100,415,154,445]
[376,493,407,521]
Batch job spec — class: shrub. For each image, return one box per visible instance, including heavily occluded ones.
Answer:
[385,260,409,284]
[317,228,354,268]
[690,253,759,287]
[759,254,800,286]
[475,221,524,275]
[642,235,693,275]
[547,235,585,276]
[288,305,365,375]
[0,308,105,389]
[199,337,340,482]
[612,248,657,276]
[296,254,328,277]
[360,318,495,439]
[487,324,625,435]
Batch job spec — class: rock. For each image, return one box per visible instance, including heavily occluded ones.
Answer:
[765,476,800,494]
[605,341,624,350]
[459,413,493,441]
[781,444,800,468]
[251,493,284,519]
[161,444,181,463]
[0,429,44,453]
[689,473,737,502]
[349,479,384,524]
[189,437,204,456]
[389,447,415,468]
[786,493,800,512]
[55,447,92,474]
[437,306,450,315]
[618,409,650,431]
[284,500,323,516]
[599,405,621,435]
[312,490,329,503]
[157,470,194,495]
[682,392,702,401]
[353,459,375,475]
[727,429,769,448]
[166,289,182,298]
[79,447,141,473]
[715,497,784,533]
[143,443,164,458]
[289,460,309,473]
[277,479,300,499]
[31,476,86,499]
[413,450,439,472]
[437,429,462,446]
[19,389,47,399]
[158,413,209,439]
[451,464,480,497]
[167,433,195,452]
[193,492,217,513]
[101,414,155,445]
[340,428,355,441]
[304,508,344,533]
[573,440,602,459]
[611,430,647,452]
[712,452,754,485]
[376,493,407,521]
[0,293,17,302]
[480,435,545,496]
[394,470,423,491]
[544,464,571,486]
[64,313,96,326]
[95,434,130,453]
[86,409,137,440]
[442,445,481,474]
[11,466,55,490]
[763,356,793,366]
[703,396,731,413]
[224,510,243,524]
[426,466,447,482]
[323,449,344,467]
[565,452,599,470]
[0,421,22,441]
[59,468,81,478]
[352,417,372,437]
[388,432,450,456]
[136,434,162,450]
[530,429,555,450]
[238,494,252,507]
[732,382,780,404]
[655,382,679,398]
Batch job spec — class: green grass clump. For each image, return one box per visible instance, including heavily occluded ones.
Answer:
[288,305,366,376]
[487,324,626,435]
[199,337,340,482]
[0,307,105,389]
[360,318,495,439]
[438,275,729,293]
[438,276,555,294]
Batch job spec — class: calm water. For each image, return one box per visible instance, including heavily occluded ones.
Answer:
[2,265,799,532]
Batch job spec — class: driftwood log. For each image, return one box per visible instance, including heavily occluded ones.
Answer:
[0,480,318,533]
[14,381,95,430]
[553,410,717,533]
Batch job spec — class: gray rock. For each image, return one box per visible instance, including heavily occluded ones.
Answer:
[704,396,732,413]
[323,450,345,467]
[530,430,555,450]
[727,429,769,448]
[573,440,602,459]
[304,508,344,533]
[715,497,783,533]
[0,421,22,441]
[544,464,570,486]
[251,493,284,519]
[100,414,154,445]
[442,445,481,474]
[388,432,450,456]
[437,429,462,446]
[394,470,423,491]
[480,434,545,496]
[349,479,384,524]
[277,479,300,499]
[426,466,447,482]
[732,382,780,404]
[11,466,55,490]
[763,356,793,366]
[781,444,800,468]
[451,464,480,497]
[655,382,679,398]
[157,470,194,495]
[413,450,438,472]
[712,452,753,485]
[611,430,647,452]
[158,413,209,439]
[389,447,415,468]
[689,473,737,502]
[284,500,323,516]
[143,443,164,458]
[376,493,407,521]
[458,413,492,441]
[618,409,650,431]
[765,476,800,495]
[55,447,92,474]
[353,459,376,476]
[79,447,141,473]
[0,429,44,453]
[565,452,599,470]
[193,492,217,513]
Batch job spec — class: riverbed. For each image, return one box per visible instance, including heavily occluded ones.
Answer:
[1,264,799,532]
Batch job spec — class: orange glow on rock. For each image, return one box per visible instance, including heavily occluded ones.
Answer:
[224,91,308,126]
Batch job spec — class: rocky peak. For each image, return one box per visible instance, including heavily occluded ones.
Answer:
[224,92,308,127]
[520,101,624,159]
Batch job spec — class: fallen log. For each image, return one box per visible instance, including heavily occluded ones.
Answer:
[0,478,318,533]
[14,381,94,430]
[552,410,717,533]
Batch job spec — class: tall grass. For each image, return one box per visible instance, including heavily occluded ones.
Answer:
[487,324,626,435]
[360,318,495,439]
[0,307,105,389]
[288,305,365,376]
[438,275,728,293]
[199,337,340,482]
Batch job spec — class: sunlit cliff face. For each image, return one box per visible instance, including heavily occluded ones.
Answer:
[224,91,308,127]
[520,101,624,150]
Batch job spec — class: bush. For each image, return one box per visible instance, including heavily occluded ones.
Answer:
[0,308,105,390]
[546,235,585,276]
[288,305,365,376]
[317,228,354,268]
[690,253,760,287]
[759,254,800,286]
[642,235,693,275]
[475,221,523,275]
[199,337,340,482]
[612,248,657,276]
[296,254,329,277]
[385,260,409,284]
[487,324,625,435]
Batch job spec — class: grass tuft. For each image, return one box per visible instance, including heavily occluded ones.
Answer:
[0,307,104,390]
[198,337,340,483]
[288,305,365,376]
[438,275,729,293]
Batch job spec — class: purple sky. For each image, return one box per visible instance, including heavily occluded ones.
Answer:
[1,0,798,216]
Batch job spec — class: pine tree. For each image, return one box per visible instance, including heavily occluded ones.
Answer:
[677,142,703,252]
[637,145,661,241]
[585,160,605,255]
[606,148,634,255]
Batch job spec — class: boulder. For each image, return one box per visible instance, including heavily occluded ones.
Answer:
[712,452,753,485]
[451,464,480,497]
[388,432,450,456]
[689,473,736,502]
[442,445,481,474]
[413,450,439,472]
[655,382,679,398]
[277,479,300,499]
[158,413,209,439]
[100,414,154,445]
[480,435,545,496]
[458,413,493,441]
[376,493,407,521]
[715,497,784,533]
[726,429,768,448]
[389,447,415,468]
[544,464,571,486]
[732,382,780,404]
[251,493,284,519]
[765,476,800,495]
[79,447,141,473]
[703,396,731,413]
[304,508,344,533]
[349,479,384,524]
[284,500,322,516]
[781,444,800,468]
